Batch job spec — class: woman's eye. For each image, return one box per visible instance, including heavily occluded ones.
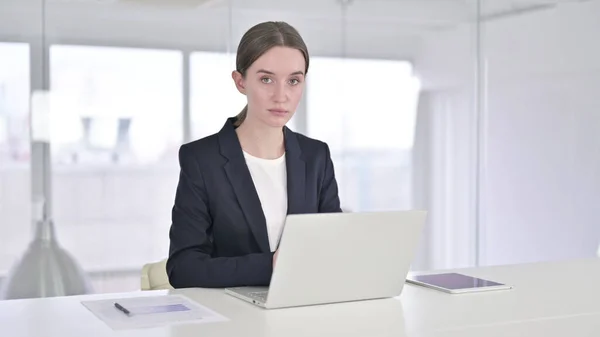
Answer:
[289,79,300,85]
[261,77,272,84]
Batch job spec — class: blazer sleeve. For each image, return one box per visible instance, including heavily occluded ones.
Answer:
[318,143,343,213]
[167,145,274,288]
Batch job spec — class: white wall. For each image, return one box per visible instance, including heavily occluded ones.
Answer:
[411,88,479,270]
[411,18,479,269]
[481,2,600,265]
[415,1,600,266]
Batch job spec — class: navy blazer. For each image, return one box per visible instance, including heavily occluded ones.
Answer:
[167,117,342,288]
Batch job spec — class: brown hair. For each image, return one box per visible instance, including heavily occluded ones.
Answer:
[234,21,310,127]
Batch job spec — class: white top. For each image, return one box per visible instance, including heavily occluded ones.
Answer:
[243,150,287,251]
[1,258,600,337]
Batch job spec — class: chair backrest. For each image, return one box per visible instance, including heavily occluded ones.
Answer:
[141,259,173,291]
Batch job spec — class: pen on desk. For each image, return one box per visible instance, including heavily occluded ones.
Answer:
[114,302,131,316]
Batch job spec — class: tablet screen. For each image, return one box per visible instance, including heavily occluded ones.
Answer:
[410,273,505,290]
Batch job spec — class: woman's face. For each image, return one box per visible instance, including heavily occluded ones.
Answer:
[233,46,306,129]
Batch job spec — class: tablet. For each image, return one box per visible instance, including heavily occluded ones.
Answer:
[406,273,513,294]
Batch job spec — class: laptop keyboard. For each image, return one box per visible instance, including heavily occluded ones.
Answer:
[248,291,268,302]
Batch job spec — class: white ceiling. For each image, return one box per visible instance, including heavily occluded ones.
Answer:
[0,0,596,59]
[4,0,593,25]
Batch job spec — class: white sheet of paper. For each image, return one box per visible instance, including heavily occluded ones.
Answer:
[81,294,229,330]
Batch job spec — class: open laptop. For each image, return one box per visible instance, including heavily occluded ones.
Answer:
[225,210,426,309]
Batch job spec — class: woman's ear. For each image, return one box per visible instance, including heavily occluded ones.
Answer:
[231,70,246,95]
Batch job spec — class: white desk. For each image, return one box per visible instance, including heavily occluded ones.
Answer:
[1,258,599,337]
[426,313,600,337]
[402,258,600,332]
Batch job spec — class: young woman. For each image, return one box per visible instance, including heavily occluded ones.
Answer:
[167,21,341,289]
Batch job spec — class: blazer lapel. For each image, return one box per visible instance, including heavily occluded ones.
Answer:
[218,118,270,253]
[284,127,306,215]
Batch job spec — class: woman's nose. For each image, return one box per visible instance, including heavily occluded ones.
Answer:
[272,84,287,102]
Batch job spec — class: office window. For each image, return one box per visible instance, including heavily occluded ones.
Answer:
[0,42,31,278]
[191,52,245,139]
[47,46,183,290]
[191,51,297,140]
[307,57,421,212]
[49,45,183,165]
[0,42,30,164]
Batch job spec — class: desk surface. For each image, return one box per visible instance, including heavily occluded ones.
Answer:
[1,258,599,337]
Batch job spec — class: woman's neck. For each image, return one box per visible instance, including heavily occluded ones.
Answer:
[236,118,285,159]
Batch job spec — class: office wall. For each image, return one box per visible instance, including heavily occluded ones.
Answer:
[416,0,600,266]
[481,1,600,265]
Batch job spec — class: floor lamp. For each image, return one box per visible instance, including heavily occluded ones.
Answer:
[0,91,93,300]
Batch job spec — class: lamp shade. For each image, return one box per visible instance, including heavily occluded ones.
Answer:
[0,200,93,300]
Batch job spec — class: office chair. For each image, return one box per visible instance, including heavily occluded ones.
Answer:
[140,258,173,291]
